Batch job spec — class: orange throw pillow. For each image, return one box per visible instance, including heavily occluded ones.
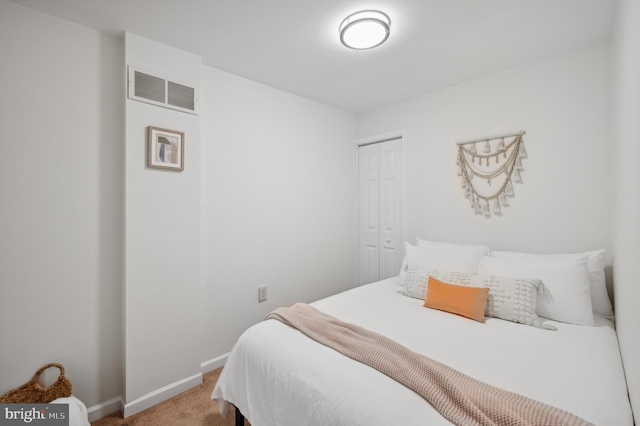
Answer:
[424,276,489,323]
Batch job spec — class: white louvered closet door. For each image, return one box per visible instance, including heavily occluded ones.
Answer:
[358,138,403,286]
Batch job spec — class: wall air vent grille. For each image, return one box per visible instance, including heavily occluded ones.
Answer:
[134,71,165,103]
[167,81,195,111]
[127,66,199,115]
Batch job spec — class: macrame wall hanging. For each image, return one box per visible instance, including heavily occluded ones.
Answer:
[456,131,527,218]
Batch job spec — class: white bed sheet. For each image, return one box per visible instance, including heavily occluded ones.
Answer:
[212,278,633,426]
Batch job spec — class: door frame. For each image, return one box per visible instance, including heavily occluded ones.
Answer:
[355,129,407,286]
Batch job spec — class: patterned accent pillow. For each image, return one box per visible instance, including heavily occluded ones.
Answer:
[401,264,553,329]
[401,263,470,299]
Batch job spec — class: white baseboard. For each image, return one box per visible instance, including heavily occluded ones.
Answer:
[201,352,229,373]
[123,373,203,418]
[87,396,123,423]
[88,357,227,422]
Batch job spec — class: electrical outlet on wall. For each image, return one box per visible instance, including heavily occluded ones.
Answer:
[258,285,268,303]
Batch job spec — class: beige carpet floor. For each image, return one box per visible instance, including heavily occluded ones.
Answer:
[91,368,249,426]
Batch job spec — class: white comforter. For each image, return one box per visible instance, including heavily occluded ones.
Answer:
[212,278,633,426]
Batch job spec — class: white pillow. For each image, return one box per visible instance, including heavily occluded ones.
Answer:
[490,249,612,319]
[397,242,486,287]
[416,238,490,256]
[401,264,551,329]
[477,256,594,326]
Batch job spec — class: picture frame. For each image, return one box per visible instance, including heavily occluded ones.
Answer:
[147,126,184,171]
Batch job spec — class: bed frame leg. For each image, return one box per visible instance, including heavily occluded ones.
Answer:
[235,406,245,426]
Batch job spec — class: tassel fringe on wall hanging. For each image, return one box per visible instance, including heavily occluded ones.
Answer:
[456,131,527,218]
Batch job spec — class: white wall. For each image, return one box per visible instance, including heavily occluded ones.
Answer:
[124,33,202,416]
[611,0,640,418]
[199,67,357,365]
[0,0,123,413]
[357,42,612,259]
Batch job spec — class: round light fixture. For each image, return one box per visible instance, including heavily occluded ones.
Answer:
[339,10,390,50]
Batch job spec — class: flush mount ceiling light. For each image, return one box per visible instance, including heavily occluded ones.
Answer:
[339,10,391,50]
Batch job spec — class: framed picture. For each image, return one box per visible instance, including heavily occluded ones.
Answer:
[147,126,184,171]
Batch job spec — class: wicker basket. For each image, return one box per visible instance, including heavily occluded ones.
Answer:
[0,363,73,404]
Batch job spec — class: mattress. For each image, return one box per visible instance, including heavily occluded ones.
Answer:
[211,278,633,425]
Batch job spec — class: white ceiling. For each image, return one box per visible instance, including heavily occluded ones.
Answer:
[9,0,618,113]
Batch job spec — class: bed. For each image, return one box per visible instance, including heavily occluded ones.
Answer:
[211,242,634,426]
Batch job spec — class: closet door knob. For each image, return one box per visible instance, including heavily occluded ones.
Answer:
[386,238,391,243]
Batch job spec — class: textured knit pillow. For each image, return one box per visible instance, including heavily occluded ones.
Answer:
[424,277,489,323]
[401,264,552,329]
[469,274,549,329]
[401,263,470,299]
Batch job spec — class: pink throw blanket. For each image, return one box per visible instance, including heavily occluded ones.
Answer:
[266,303,592,426]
